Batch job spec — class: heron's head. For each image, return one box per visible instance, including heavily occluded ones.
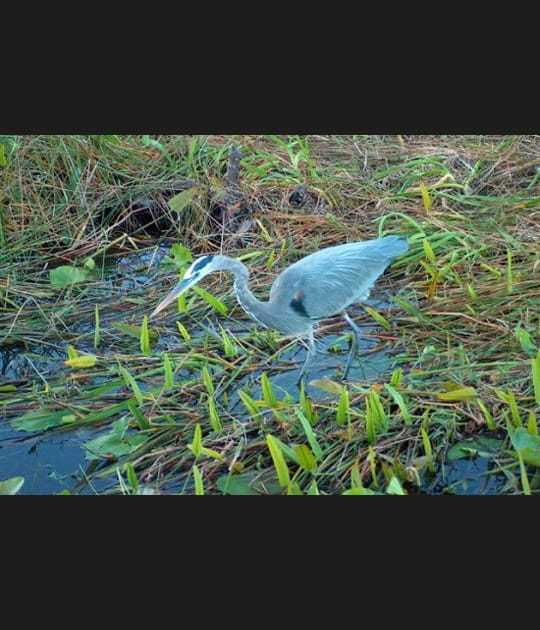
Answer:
[150,255,220,319]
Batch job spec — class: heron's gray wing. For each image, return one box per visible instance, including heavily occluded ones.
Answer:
[269,239,405,320]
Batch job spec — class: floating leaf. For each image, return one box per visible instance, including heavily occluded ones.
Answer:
[12,409,68,431]
[0,477,25,495]
[217,474,259,495]
[83,418,147,461]
[310,378,344,395]
[49,265,87,287]
[510,427,540,467]
[447,437,503,461]
[216,471,282,495]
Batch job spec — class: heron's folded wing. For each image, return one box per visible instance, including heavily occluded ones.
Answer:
[270,243,402,320]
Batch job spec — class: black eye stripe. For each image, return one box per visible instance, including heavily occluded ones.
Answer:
[191,255,213,274]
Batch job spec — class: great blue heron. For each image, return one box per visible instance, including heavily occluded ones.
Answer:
[150,235,408,380]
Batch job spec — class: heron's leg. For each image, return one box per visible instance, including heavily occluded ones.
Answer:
[341,310,364,378]
[296,328,316,384]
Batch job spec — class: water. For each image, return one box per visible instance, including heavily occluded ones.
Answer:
[0,422,108,494]
[0,251,404,494]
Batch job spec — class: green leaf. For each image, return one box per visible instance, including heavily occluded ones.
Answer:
[261,372,278,408]
[447,437,503,461]
[436,387,477,401]
[386,476,406,495]
[12,409,69,431]
[216,471,282,495]
[168,189,197,214]
[238,389,261,419]
[419,181,432,212]
[111,322,159,341]
[189,423,203,457]
[0,477,25,495]
[201,366,214,395]
[514,325,537,357]
[192,465,204,495]
[83,257,96,270]
[118,365,143,406]
[294,444,318,472]
[194,286,228,314]
[0,143,7,167]
[294,408,323,461]
[510,427,540,467]
[422,237,436,262]
[310,378,345,395]
[49,265,87,287]
[266,434,291,488]
[208,396,222,431]
[343,487,384,495]
[0,385,17,392]
[64,354,97,369]
[363,306,391,330]
[140,315,151,356]
[83,418,147,461]
[533,349,540,406]
[383,383,411,424]
[124,462,139,492]
[335,387,349,426]
[168,243,193,268]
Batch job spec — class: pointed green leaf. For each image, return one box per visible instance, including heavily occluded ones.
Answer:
[192,465,204,495]
[261,372,278,408]
[294,408,323,461]
[194,286,228,314]
[266,434,291,487]
[0,477,25,495]
[294,444,318,472]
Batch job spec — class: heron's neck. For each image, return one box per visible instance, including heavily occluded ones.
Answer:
[224,258,270,327]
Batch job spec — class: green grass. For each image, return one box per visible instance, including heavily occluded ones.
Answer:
[1,134,539,494]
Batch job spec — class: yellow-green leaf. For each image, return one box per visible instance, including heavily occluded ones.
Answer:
[436,387,477,401]
[419,180,432,211]
[266,434,290,487]
[294,445,318,472]
[64,354,98,369]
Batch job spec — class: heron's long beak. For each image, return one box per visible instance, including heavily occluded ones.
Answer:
[149,277,197,319]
